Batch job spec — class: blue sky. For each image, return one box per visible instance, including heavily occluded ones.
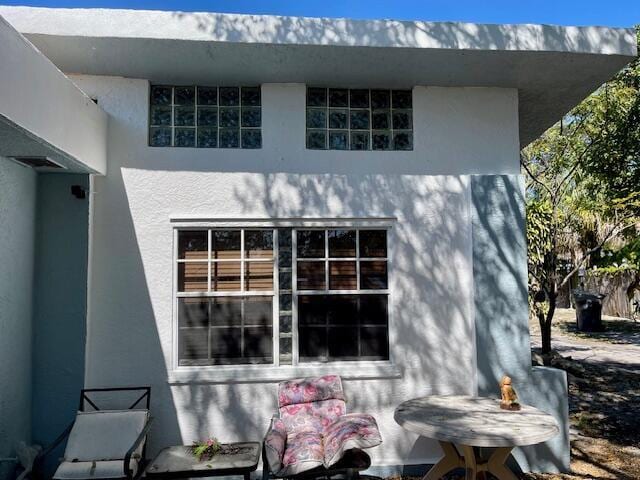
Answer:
[0,0,638,27]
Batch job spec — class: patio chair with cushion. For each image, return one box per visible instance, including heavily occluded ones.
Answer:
[262,375,382,480]
[32,387,153,480]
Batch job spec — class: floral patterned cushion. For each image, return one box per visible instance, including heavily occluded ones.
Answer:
[279,399,346,434]
[280,431,324,476]
[265,375,382,477]
[322,413,382,467]
[264,417,287,474]
[278,375,345,408]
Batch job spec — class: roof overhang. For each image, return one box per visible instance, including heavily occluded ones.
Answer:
[0,13,108,174]
[0,7,636,147]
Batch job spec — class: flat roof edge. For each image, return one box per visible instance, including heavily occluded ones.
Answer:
[0,6,636,57]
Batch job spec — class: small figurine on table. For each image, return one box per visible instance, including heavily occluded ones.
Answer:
[499,375,521,411]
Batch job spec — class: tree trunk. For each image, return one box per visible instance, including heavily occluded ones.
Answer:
[539,293,557,355]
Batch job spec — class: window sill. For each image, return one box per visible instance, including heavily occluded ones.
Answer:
[167,362,401,385]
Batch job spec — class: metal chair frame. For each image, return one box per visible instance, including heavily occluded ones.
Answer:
[32,387,152,480]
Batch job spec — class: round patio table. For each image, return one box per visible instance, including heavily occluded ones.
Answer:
[394,396,559,480]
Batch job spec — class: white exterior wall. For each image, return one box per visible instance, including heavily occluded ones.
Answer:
[72,75,520,467]
[0,158,36,479]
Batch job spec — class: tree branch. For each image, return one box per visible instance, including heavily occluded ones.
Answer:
[558,219,636,289]
[521,153,554,198]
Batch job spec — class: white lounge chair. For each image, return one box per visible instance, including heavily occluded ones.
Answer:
[33,387,152,480]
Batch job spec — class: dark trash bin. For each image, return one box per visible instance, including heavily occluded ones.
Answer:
[572,290,606,332]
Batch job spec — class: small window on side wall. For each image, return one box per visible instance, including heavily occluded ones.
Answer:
[306,87,413,151]
[149,85,262,149]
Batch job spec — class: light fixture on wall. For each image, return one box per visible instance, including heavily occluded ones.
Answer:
[71,185,86,199]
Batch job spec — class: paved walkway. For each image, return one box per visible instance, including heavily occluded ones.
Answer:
[530,309,640,372]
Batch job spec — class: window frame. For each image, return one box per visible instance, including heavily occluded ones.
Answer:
[292,228,390,364]
[148,85,262,149]
[305,87,414,151]
[170,218,398,382]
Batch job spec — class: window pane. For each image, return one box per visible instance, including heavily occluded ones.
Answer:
[306,130,326,149]
[175,107,195,126]
[211,327,242,361]
[371,90,391,109]
[244,297,273,326]
[246,261,274,291]
[177,262,208,292]
[220,129,240,148]
[392,110,412,130]
[219,87,240,106]
[178,230,207,260]
[350,89,370,108]
[307,87,327,107]
[372,111,390,130]
[197,107,217,127]
[197,128,217,148]
[241,87,261,106]
[150,106,172,126]
[211,262,241,291]
[241,107,261,127]
[197,86,218,105]
[150,127,171,147]
[241,130,262,149]
[392,90,412,108]
[393,131,413,151]
[299,326,327,360]
[245,230,273,258]
[244,326,273,359]
[327,295,358,325]
[297,230,325,258]
[178,298,208,328]
[328,230,356,257]
[350,110,370,130]
[307,109,326,129]
[329,131,348,150]
[329,89,348,107]
[212,230,241,259]
[328,327,359,358]
[372,132,391,151]
[151,86,172,105]
[360,295,388,324]
[298,295,327,325]
[211,297,242,326]
[329,261,357,290]
[360,261,388,289]
[179,329,208,364]
[329,110,348,129]
[219,108,240,127]
[297,261,326,290]
[361,327,389,359]
[350,132,369,150]
[359,230,387,257]
[175,128,195,147]
[175,87,195,105]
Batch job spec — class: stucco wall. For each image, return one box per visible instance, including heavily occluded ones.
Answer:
[31,174,89,474]
[0,158,36,480]
[71,75,522,468]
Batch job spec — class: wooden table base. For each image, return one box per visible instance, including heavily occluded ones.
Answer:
[423,441,518,480]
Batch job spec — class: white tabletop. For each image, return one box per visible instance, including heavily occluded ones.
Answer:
[394,395,559,448]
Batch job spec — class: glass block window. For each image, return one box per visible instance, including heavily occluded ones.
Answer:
[306,87,413,151]
[294,228,389,362]
[150,86,262,149]
[176,229,274,365]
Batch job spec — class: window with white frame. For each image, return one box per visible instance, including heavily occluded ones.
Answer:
[175,229,275,365]
[174,225,390,367]
[294,229,389,362]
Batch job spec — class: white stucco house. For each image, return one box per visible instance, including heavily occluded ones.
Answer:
[0,6,636,479]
